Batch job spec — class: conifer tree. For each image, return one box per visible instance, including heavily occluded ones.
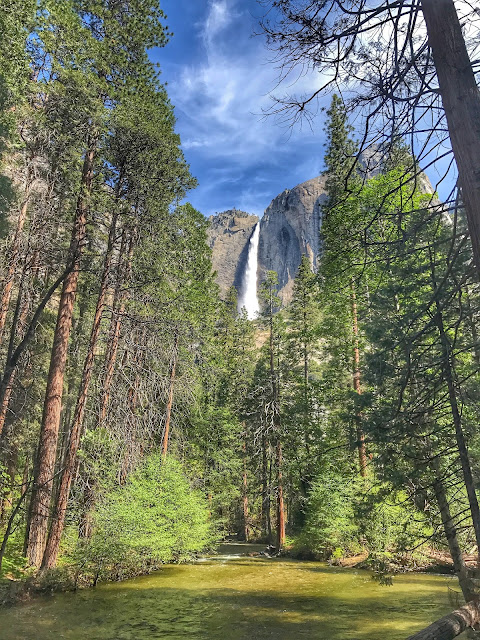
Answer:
[27,0,172,567]
[258,271,285,549]
[321,94,367,476]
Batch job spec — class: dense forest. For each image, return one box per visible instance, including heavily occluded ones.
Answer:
[1,1,480,638]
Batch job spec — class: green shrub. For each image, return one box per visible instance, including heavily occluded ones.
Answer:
[293,472,431,564]
[70,454,214,583]
[355,486,432,565]
[294,471,361,558]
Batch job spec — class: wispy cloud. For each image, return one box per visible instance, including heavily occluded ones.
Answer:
[203,0,236,46]
[166,0,327,215]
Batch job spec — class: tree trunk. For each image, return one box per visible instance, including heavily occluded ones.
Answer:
[351,279,367,477]
[266,282,285,549]
[436,304,480,563]
[78,483,95,539]
[432,464,476,602]
[26,136,96,567]
[0,450,16,526]
[276,439,286,550]
[161,332,178,460]
[0,376,15,438]
[0,176,33,346]
[464,286,480,367]
[429,251,480,563]
[267,452,273,543]
[0,267,71,442]
[0,251,37,435]
[421,0,480,279]
[42,199,121,569]
[261,433,271,542]
[303,301,309,435]
[99,228,133,424]
[0,481,31,573]
[406,600,480,640]
[242,439,249,542]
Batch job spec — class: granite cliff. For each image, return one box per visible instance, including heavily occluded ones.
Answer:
[207,209,259,298]
[208,176,327,306]
[258,175,327,303]
[208,168,437,308]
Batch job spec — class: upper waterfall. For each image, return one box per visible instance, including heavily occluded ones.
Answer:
[237,223,260,319]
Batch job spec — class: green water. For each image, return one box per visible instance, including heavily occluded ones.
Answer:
[0,544,466,640]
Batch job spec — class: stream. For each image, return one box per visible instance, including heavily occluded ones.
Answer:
[0,544,466,639]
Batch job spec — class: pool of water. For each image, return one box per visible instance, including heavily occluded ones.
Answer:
[0,544,465,639]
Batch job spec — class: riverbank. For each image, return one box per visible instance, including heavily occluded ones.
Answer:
[0,544,464,640]
[0,541,464,608]
[0,543,459,606]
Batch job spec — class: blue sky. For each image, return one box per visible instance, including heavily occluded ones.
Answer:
[151,0,328,217]
[151,0,459,218]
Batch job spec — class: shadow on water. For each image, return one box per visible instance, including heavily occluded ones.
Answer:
[0,556,462,640]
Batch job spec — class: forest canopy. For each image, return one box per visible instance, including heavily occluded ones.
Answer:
[1,4,480,638]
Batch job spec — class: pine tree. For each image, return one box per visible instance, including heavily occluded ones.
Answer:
[258,271,285,549]
[26,0,172,567]
[321,94,367,476]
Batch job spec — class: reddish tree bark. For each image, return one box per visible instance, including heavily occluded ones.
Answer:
[42,196,122,569]
[0,266,70,445]
[421,0,480,280]
[26,136,96,567]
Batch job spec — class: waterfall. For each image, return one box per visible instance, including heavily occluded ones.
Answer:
[238,223,260,319]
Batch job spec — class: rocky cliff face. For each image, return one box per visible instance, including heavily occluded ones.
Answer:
[208,167,437,308]
[207,209,259,298]
[208,177,327,306]
[258,175,327,304]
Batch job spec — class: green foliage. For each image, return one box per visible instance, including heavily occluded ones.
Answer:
[188,406,243,534]
[294,474,431,563]
[295,471,360,557]
[323,94,358,203]
[356,486,432,564]
[1,3,478,594]
[69,455,213,583]
[0,529,30,581]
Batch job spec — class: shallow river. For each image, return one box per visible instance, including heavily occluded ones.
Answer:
[0,544,467,640]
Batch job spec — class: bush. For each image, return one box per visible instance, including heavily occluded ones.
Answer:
[355,486,432,566]
[293,472,431,564]
[294,471,361,558]
[69,454,214,584]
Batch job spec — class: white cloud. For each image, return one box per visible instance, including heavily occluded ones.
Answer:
[168,0,327,212]
[203,0,235,46]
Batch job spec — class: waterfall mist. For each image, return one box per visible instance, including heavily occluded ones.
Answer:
[238,223,260,319]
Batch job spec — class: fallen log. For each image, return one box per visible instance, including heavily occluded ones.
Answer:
[406,600,480,640]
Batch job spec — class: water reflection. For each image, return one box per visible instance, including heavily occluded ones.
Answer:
[0,544,462,640]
